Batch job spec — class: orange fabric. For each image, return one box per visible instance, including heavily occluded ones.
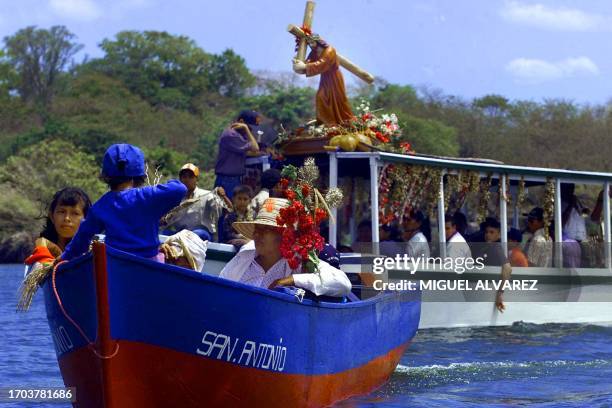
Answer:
[509,247,529,267]
[305,46,354,126]
[25,246,55,265]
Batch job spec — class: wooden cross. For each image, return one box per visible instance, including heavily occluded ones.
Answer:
[288,1,375,84]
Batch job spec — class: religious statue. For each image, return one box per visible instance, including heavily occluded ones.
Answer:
[292,34,353,126]
[288,1,374,128]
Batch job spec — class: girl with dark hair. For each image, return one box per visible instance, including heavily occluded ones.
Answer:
[24,187,92,274]
[402,210,431,259]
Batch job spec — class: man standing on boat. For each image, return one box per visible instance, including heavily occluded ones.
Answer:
[219,198,352,297]
[214,110,262,199]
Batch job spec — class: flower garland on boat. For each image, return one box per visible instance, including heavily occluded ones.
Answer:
[378,165,494,224]
[542,178,555,238]
[276,158,344,272]
[312,100,413,154]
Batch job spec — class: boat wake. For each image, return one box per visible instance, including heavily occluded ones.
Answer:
[392,358,612,389]
[395,358,612,375]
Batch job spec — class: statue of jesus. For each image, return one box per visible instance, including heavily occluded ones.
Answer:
[292,34,354,127]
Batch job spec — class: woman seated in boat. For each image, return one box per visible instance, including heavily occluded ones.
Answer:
[25,187,92,275]
[219,198,352,297]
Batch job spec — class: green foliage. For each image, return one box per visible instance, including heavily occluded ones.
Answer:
[397,113,459,157]
[142,145,188,178]
[89,31,211,108]
[207,49,255,98]
[473,94,509,117]
[3,26,83,108]
[371,84,419,111]
[244,86,316,129]
[0,138,106,203]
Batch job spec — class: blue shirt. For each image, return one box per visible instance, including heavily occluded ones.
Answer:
[62,180,187,260]
[214,128,253,176]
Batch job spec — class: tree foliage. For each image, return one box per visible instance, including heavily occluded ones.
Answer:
[3,26,83,108]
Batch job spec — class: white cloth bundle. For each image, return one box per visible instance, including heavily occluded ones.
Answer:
[164,229,208,272]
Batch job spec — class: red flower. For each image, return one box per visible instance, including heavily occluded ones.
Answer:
[288,257,300,269]
[314,208,327,223]
[285,189,296,200]
[400,142,412,152]
[301,184,310,197]
[279,178,290,190]
[375,131,390,143]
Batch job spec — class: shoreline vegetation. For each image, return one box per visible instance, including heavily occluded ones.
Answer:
[1,26,611,262]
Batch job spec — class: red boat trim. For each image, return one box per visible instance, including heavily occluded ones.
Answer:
[92,242,117,406]
[59,339,410,408]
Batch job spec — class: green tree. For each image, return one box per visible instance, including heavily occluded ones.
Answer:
[398,113,459,157]
[473,94,510,117]
[244,85,315,129]
[0,138,106,203]
[207,49,255,98]
[89,31,212,108]
[3,26,83,108]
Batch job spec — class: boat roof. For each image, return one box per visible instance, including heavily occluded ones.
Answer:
[334,151,612,184]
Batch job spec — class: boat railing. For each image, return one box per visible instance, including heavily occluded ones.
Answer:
[327,151,612,271]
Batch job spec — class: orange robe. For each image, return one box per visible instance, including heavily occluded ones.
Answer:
[305,46,354,126]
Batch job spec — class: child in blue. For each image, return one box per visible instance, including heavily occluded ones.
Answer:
[60,144,187,262]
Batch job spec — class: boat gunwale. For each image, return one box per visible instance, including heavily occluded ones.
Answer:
[53,244,418,310]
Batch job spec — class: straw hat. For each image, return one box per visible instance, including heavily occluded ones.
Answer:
[233,198,289,240]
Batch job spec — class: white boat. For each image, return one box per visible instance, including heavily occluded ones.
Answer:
[233,151,612,329]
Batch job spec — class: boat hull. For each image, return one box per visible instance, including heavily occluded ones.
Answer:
[43,244,421,407]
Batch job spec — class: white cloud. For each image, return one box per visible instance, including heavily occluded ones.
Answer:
[49,0,102,21]
[501,1,609,31]
[506,57,600,84]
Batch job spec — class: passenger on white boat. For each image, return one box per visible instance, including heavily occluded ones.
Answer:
[402,210,431,260]
[219,198,352,297]
[445,212,472,261]
[524,208,553,267]
[561,183,587,242]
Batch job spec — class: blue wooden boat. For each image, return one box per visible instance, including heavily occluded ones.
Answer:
[42,242,421,407]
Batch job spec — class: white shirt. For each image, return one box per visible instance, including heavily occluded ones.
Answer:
[164,187,228,234]
[249,189,270,216]
[563,201,587,242]
[446,232,472,260]
[406,232,430,260]
[219,241,352,297]
[526,228,553,267]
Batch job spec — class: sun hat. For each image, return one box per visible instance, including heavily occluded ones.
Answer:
[102,144,146,178]
[232,198,289,240]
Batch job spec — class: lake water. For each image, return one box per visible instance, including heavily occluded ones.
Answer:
[1,264,611,407]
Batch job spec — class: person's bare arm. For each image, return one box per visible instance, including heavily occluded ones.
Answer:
[496,262,512,312]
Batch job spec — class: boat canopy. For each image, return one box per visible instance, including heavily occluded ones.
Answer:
[326,151,612,269]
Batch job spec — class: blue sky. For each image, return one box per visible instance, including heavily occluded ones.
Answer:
[1,0,612,104]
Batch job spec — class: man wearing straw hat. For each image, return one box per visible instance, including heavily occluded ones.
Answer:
[219,198,351,297]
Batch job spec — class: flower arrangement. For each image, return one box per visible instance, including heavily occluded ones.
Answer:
[276,158,344,272]
[351,100,401,144]
[302,99,413,154]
